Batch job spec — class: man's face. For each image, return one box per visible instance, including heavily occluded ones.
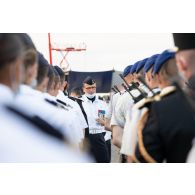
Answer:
[48,80,55,95]
[61,80,67,91]
[133,73,140,83]
[40,76,49,93]
[145,72,150,87]
[52,75,61,94]
[83,83,96,95]
[27,62,38,85]
[175,52,188,81]
[175,50,195,81]
[11,56,24,92]
[145,69,158,89]
[124,74,134,84]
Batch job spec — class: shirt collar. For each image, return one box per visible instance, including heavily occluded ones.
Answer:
[152,88,161,93]
[44,93,57,101]
[83,94,99,103]
[160,86,176,98]
[19,84,44,98]
[58,90,64,96]
[19,84,34,96]
[0,84,14,104]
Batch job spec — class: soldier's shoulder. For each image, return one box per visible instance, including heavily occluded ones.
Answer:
[159,86,176,99]
[153,86,178,108]
[134,96,158,110]
[143,86,177,109]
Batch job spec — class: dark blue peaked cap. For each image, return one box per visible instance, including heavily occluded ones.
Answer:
[153,50,175,74]
[122,65,133,77]
[130,61,140,74]
[83,76,96,85]
[136,58,148,73]
[143,54,159,73]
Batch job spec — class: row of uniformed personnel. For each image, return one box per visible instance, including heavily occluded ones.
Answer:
[2,33,195,163]
[0,33,98,162]
[109,33,195,163]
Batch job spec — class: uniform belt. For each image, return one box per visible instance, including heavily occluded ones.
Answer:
[89,129,103,134]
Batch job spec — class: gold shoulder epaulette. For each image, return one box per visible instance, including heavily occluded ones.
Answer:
[134,97,155,110]
[159,86,176,98]
[153,94,161,101]
[134,87,174,110]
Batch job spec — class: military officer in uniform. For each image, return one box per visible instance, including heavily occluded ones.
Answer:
[81,76,110,163]
[172,34,195,162]
[143,54,160,95]
[111,64,139,150]
[120,58,150,161]
[13,34,83,148]
[111,62,144,162]
[55,66,88,143]
[0,33,91,162]
[134,48,195,163]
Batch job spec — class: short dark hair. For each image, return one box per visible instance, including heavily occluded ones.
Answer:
[16,34,38,74]
[0,33,24,70]
[37,52,49,85]
[53,67,61,88]
[159,58,178,80]
[70,87,83,97]
[47,66,55,91]
[23,49,38,71]
[54,66,65,84]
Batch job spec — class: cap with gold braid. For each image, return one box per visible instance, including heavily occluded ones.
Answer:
[83,76,96,85]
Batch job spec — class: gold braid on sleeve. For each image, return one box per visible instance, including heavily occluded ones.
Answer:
[137,108,157,163]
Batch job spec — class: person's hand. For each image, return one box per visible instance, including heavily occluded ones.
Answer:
[96,118,105,126]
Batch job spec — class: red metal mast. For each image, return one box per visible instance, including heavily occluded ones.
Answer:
[48,33,53,65]
[48,33,86,70]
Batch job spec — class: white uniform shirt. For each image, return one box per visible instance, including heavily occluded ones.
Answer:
[57,92,86,141]
[105,93,122,141]
[15,85,82,146]
[120,88,161,156]
[0,84,14,105]
[44,92,60,102]
[82,95,108,132]
[139,83,150,94]
[120,106,142,155]
[44,89,84,146]
[0,106,91,162]
[106,92,121,120]
[82,95,111,141]
[111,89,140,128]
[57,90,88,138]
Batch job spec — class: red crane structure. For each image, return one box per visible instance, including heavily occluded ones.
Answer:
[48,33,86,71]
